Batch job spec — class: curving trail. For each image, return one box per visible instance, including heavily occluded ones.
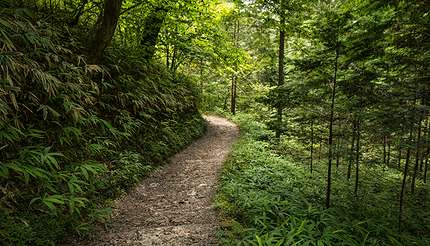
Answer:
[71,115,239,246]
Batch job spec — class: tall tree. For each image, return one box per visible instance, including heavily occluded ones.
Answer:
[141,5,168,60]
[319,8,344,209]
[231,17,240,114]
[88,0,123,63]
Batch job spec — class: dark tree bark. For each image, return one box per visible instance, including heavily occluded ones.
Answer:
[88,0,123,64]
[231,18,239,115]
[166,44,170,68]
[230,76,237,115]
[275,0,285,140]
[141,6,168,60]
[325,48,339,209]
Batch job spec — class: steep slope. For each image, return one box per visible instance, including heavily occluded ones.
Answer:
[0,4,205,245]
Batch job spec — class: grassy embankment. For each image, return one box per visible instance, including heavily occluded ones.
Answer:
[0,5,205,245]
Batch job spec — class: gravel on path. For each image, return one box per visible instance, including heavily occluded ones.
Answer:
[70,115,239,246]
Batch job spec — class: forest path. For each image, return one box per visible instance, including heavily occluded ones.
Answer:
[71,115,239,246]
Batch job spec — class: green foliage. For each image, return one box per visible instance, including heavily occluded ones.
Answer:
[0,3,205,245]
[2,0,430,244]
[217,114,430,245]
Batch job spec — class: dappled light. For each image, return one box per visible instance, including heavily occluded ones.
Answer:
[0,0,429,245]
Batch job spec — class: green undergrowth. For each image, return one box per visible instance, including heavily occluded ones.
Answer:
[216,113,430,245]
[0,4,205,245]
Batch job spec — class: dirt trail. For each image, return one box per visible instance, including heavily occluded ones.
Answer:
[71,115,239,246]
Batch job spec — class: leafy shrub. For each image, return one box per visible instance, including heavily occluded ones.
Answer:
[217,114,430,245]
[0,4,205,245]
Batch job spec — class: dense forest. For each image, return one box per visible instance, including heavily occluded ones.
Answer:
[0,0,429,245]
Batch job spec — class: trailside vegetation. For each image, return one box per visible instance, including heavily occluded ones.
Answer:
[217,113,430,245]
[0,1,205,245]
[209,0,430,245]
[1,0,430,245]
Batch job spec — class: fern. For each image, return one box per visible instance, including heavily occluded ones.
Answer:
[0,3,204,245]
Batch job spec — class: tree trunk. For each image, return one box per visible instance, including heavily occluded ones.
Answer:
[88,0,123,64]
[275,0,285,140]
[141,6,168,60]
[230,76,237,115]
[166,44,170,68]
[411,115,423,194]
[230,18,239,115]
[325,48,339,209]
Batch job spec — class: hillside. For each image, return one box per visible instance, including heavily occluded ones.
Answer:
[0,2,205,245]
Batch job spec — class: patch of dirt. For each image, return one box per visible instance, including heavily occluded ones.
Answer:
[70,115,239,246]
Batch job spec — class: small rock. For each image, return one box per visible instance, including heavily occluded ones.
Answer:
[187,190,197,196]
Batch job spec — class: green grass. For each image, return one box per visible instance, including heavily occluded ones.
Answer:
[216,113,430,246]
